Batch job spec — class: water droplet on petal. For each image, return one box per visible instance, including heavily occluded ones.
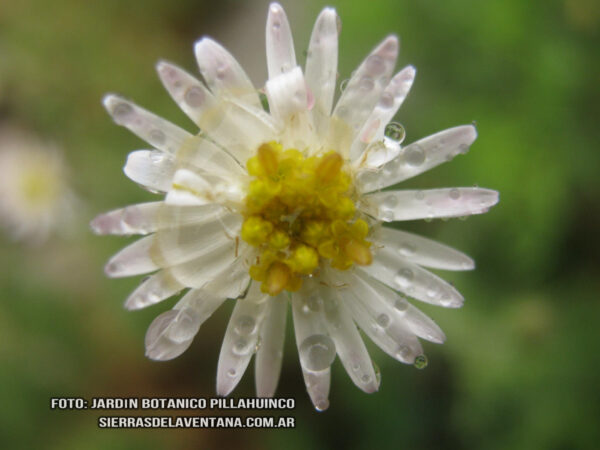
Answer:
[339,79,349,93]
[359,76,374,91]
[395,345,411,360]
[149,130,165,146]
[394,268,414,288]
[384,122,405,142]
[376,313,390,328]
[366,54,385,75]
[227,368,237,377]
[113,103,134,123]
[315,398,329,411]
[234,315,256,335]
[394,299,408,312]
[414,354,428,369]
[405,144,425,166]
[232,338,252,356]
[449,188,461,200]
[398,242,416,256]
[149,150,164,163]
[299,334,336,372]
[379,92,394,109]
[382,195,398,208]
[184,86,204,107]
[415,190,425,200]
[361,374,371,383]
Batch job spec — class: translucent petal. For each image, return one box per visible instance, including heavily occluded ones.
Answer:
[165,168,244,207]
[350,65,415,161]
[125,270,184,310]
[104,235,159,278]
[91,202,164,236]
[156,60,215,127]
[358,247,464,308]
[266,2,296,77]
[200,245,252,299]
[373,226,475,271]
[356,125,478,192]
[103,94,191,154]
[332,36,398,136]
[194,37,260,108]
[357,136,402,169]
[255,295,287,397]
[264,66,308,122]
[318,283,379,393]
[332,269,424,363]
[123,150,175,193]
[362,187,500,221]
[176,135,246,179]
[291,284,333,411]
[216,283,270,396]
[305,7,338,135]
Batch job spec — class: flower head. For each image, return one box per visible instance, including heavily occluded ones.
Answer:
[93,3,498,410]
[0,126,77,243]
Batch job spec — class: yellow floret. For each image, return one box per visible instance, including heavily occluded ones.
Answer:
[241,216,273,246]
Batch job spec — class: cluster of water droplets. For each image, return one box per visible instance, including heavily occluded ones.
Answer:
[145,306,201,360]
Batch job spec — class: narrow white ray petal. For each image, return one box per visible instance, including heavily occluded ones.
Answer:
[91,202,164,235]
[319,283,379,393]
[151,212,241,267]
[156,60,216,127]
[266,3,296,78]
[145,289,226,360]
[332,36,398,135]
[359,247,464,308]
[177,136,246,178]
[264,66,308,121]
[216,283,270,396]
[356,125,478,192]
[125,270,184,310]
[355,136,402,169]
[200,245,253,299]
[305,7,338,135]
[123,150,176,193]
[362,187,500,221]
[350,65,415,161]
[373,226,475,271]
[166,168,244,206]
[255,295,287,397]
[331,269,424,363]
[194,37,260,108]
[354,271,446,344]
[103,94,192,154]
[292,283,334,411]
[104,235,159,278]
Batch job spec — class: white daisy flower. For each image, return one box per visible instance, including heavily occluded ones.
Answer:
[0,126,77,243]
[93,3,498,410]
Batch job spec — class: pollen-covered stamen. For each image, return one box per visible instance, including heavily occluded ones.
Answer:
[241,141,373,295]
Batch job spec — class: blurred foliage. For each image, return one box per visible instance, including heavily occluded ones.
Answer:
[0,0,599,449]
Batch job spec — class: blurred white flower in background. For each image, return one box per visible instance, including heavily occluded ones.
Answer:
[0,126,77,243]
[94,3,498,410]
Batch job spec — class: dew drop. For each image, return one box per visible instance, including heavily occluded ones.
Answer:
[458,143,469,153]
[384,122,405,142]
[234,315,256,335]
[398,242,416,256]
[299,334,336,372]
[361,374,372,383]
[414,354,428,369]
[440,295,454,307]
[227,368,237,377]
[380,209,394,222]
[315,398,329,411]
[145,310,178,347]
[149,129,166,146]
[376,313,390,328]
[232,338,252,356]
[169,310,197,342]
[149,150,164,164]
[272,20,281,30]
[339,79,349,93]
[379,92,394,109]
[449,188,461,200]
[414,190,425,200]
[395,345,411,361]
[113,103,134,123]
[394,268,414,288]
[359,76,374,91]
[184,86,204,107]
[394,299,408,312]
[366,54,385,75]
[382,195,398,208]
[405,144,425,166]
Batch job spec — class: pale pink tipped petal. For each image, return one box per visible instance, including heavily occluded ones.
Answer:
[319,282,379,393]
[266,3,296,78]
[264,66,308,121]
[359,247,465,308]
[123,150,176,193]
[305,7,339,132]
[216,284,270,396]
[357,125,478,192]
[104,235,159,278]
[373,227,475,271]
[350,65,415,161]
[103,94,191,154]
[125,270,184,310]
[194,38,260,108]
[362,187,500,221]
[255,295,287,397]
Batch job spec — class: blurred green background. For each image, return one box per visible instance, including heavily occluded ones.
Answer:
[0,0,599,448]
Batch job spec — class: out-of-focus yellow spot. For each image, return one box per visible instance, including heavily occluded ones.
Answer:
[241,142,373,295]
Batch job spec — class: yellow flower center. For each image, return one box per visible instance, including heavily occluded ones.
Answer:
[241,142,373,296]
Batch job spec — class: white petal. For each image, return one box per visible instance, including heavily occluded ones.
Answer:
[305,7,338,135]
[359,247,464,308]
[319,283,379,393]
[103,94,191,154]
[194,37,260,108]
[145,289,226,360]
[362,187,500,221]
[264,66,308,121]
[357,125,478,192]
[255,295,287,397]
[356,136,402,168]
[373,226,475,271]
[353,271,446,344]
[123,150,176,193]
[291,284,334,411]
[166,168,244,206]
[331,269,424,363]
[216,283,270,396]
[177,136,246,179]
[350,65,415,161]
[125,270,184,310]
[332,36,398,136]
[104,235,159,278]
[91,202,164,235]
[266,3,296,78]
[156,60,215,127]
[200,245,252,299]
